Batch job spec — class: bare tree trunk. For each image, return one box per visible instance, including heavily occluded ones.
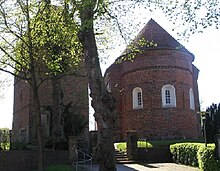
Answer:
[27,2,44,169]
[79,1,117,170]
[51,75,65,149]
[31,81,44,171]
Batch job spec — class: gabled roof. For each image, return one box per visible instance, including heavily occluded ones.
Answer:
[122,19,193,57]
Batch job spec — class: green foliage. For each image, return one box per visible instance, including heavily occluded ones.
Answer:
[205,103,220,143]
[148,139,203,148]
[170,143,204,167]
[170,143,220,170]
[63,102,88,138]
[153,0,220,38]
[14,2,82,76]
[45,165,74,171]
[115,38,157,64]
[116,139,203,152]
[31,4,82,74]
[0,128,10,150]
[197,145,220,171]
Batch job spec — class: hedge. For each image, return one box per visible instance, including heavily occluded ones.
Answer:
[170,143,202,167]
[197,145,220,171]
[170,143,220,171]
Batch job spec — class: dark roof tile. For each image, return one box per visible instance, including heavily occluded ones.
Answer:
[122,19,193,56]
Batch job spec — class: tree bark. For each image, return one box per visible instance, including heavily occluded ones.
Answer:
[27,2,44,169]
[51,75,65,149]
[31,78,44,171]
[79,1,117,170]
[29,45,44,171]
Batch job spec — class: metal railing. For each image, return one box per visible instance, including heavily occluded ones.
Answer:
[72,149,93,171]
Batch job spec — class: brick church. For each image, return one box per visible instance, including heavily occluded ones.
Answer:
[105,19,201,141]
[12,18,201,144]
[12,69,88,145]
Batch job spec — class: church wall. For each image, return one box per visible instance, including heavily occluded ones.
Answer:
[13,78,31,143]
[107,49,200,141]
[13,67,89,145]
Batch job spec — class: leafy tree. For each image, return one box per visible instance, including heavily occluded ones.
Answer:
[0,0,219,171]
[30,1,83,149]
[206,103,220,142]
[0,1,82,170]
[61,0,220,170]
[0,1,46,170]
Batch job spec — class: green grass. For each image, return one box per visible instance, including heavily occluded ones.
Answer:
[46,165,74,171]
[115,139,204,152]
[115,141,153,152]
[115,142,126,152]
[149,139,204,147]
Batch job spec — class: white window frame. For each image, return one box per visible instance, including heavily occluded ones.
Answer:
[162,85,176,107]
[189,88,195,110]
[133,87,143,109]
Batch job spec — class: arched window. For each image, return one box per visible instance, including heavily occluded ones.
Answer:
[133,87,143,109]
[189,88,195,110]
[162,85,176,107]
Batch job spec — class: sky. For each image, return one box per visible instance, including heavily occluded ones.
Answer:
[0,8,220,129]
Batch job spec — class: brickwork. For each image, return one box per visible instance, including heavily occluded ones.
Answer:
[106,19,201,141]
[13,66,88,144]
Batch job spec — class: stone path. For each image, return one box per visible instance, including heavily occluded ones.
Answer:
[88,163,200,171]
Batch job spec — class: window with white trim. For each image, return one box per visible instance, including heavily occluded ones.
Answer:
[133,87,143,109]
[189,88,195,110]
[162,85,176,107]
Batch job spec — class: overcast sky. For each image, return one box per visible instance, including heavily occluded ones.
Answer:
[0,8,220,129]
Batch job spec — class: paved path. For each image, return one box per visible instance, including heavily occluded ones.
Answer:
[89,163,200,171]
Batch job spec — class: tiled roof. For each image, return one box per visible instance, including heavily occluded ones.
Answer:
[122,19,193,56]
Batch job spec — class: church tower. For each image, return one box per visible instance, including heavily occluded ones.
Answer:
[105,19,201,141]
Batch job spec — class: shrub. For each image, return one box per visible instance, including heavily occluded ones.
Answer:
[170,143,203,167]
[170,143,220,171]
[197,145,220,171]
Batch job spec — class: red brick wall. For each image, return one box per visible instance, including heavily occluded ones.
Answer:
[13,78,31,142]
[13,67,88,144]
[107,49,200,141]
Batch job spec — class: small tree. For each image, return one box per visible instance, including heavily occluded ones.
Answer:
[0,1,82,170]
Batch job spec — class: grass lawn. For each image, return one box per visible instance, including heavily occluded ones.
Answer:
[115,139,204,152]
[45,165,75,171]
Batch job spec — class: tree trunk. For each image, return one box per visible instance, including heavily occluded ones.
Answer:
[51,75,65,149]
[27,8,44,171]
[31,82,44,171]
[79,1,117,170]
